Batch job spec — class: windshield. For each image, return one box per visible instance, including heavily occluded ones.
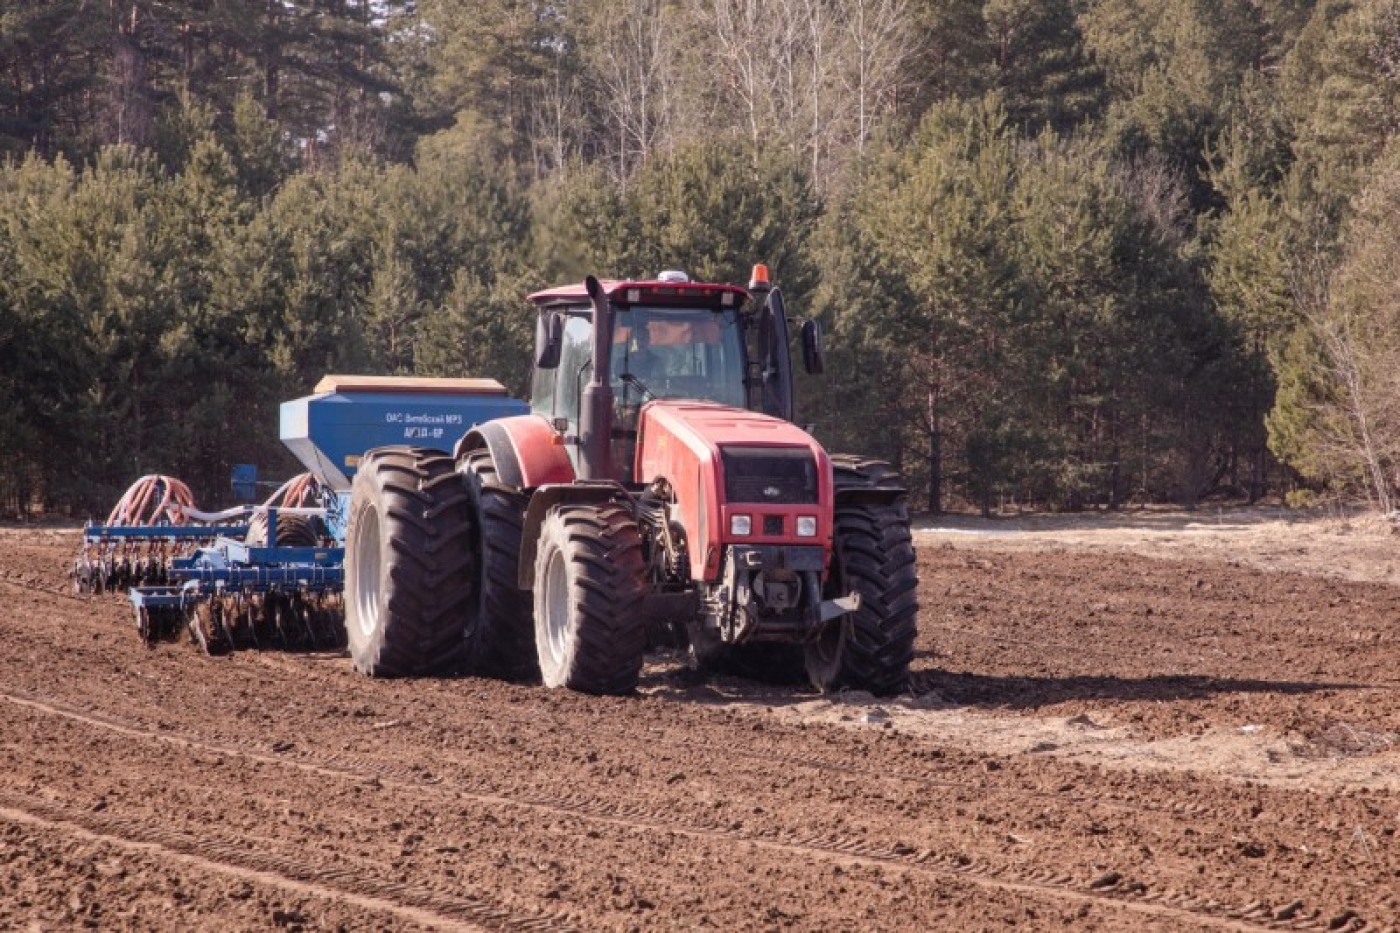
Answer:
[611,305,746,408]
[529,303,750,482]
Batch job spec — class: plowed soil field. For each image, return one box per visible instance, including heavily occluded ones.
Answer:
[2,511,1398,931]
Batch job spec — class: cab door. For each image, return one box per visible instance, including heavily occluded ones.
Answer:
[531,312,595,474]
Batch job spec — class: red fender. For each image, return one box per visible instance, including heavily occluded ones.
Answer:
[456,415,575,489]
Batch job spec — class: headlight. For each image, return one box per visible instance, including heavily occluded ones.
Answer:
[730,514,752,536]
[796,516,817,537]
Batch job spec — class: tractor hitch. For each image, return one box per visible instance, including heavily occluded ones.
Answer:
[719,545,859,643]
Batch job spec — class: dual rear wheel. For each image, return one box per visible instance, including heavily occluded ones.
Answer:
[344,447,650,693]
[344,447,475,676]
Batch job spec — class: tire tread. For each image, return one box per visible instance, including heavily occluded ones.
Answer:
[461,450,539,680]
[535,502,647,695]
[345,446,474,677]
[831,456,918,695]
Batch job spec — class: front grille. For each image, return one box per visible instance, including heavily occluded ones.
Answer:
[721,446,818,505]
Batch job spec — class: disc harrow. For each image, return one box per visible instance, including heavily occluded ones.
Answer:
[74,539,180,595]
[86,472,345,655]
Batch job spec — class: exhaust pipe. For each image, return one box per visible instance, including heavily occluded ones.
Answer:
[579,275,615,481]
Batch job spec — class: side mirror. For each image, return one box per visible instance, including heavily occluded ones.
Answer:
[535,311,564,369]
[800,319,825,375]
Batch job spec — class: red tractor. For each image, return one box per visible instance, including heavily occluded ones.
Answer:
[344,266,918,695]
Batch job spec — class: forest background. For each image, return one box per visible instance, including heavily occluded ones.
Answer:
[2,0,1398,517]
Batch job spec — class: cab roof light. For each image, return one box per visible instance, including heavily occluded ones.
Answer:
[749,263,770,291]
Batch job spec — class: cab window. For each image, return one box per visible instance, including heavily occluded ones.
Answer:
[612,306,745,408]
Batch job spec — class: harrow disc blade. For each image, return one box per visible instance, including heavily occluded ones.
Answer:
[134,605,181,645]
[134,604,153,644]
[186,601,233,656]
[224,594,260,650]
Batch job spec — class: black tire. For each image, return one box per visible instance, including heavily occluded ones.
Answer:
[344,447,475,677]
[803,615,847,690]
[532,502,647,695]
[719,626,846,690]
[245,511,322,547]
[684,618,727,673]
[831,456,919,695]
[459,449,539,680]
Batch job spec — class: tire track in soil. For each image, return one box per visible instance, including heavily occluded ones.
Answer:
[0,793,570,933]
[199,655,1395,837]
[4,550,1392,929]
[0,626,1330,843]
[57,637,1344,838]
[0,688,1349,933]
[0,587,1382,882]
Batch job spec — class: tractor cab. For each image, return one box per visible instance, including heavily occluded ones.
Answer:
[527,267,823,482]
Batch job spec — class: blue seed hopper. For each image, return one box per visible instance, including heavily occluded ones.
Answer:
[281,374,528,540]
[103,375,528,652]
[282,374,528,493]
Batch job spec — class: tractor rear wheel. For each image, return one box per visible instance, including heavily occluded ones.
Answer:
[831,456,919,695]
[460,449,538,680]
[344,447,475,677]
[533,502,647,695]
[245,512,322,547]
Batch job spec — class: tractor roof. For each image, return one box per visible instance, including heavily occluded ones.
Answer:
[527,278,750,309]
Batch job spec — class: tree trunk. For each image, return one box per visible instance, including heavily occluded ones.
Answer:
[1108,444,1121,511]
[1249,443,1266,504]
[109,2,151,147]
[264,0,281,122]
[926,385,942,514]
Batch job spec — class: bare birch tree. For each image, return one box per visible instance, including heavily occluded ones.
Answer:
[836,0,914,156]
[706,0,776,153]
[585,0,679,184]
[1271,147,1400,511]
[698,0,913,190]
[531,63,587,179]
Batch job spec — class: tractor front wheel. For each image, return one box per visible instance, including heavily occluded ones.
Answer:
[533,502,647,695]
[344,447,475,677]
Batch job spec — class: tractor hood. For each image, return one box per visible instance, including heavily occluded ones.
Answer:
[635,400,834,582]
[637,401,824,458]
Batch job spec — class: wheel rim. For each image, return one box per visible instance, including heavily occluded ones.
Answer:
[353,506,382,639]
[542,547,570,668]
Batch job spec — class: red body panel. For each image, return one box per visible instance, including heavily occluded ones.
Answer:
[491,415,577,487]
[635,401,833,582]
